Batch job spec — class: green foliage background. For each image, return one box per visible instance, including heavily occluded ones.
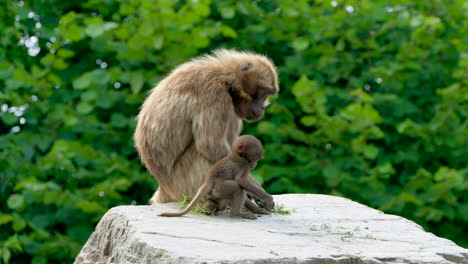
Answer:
[0,0,467,262]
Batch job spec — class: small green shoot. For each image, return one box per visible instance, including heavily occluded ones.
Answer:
[269,250,279,256]
[269,204,293,215]
[340,231,354,241]
[179,195,209,214]
[308,226,318,231]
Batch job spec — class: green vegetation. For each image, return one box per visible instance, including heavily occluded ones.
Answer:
[179,195,210,214]
[268,249,280,256]
[269,204,293,215]
[308,224,377,241]
[179,199,292,216]
[0,0,466,262]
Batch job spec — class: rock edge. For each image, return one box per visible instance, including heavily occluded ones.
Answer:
[74,194,468,264]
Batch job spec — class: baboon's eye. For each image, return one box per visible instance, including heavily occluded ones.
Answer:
[251,93,259,101]
[256,85,267,92]
[239,63,252,72]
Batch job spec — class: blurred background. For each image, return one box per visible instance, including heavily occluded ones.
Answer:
[0,0,467,262]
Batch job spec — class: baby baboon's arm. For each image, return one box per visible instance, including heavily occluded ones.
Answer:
[239,175,275,209]
[244,197,270,214]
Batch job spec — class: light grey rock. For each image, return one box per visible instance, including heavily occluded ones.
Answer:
[74,194,468,264]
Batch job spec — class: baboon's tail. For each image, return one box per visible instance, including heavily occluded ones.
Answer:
[158,181,212,217]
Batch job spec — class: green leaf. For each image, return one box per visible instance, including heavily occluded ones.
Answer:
[220,26,238,38]
[1,113,18,125]
[0,214,13,225]
[291,75,325,114]
[91,69,110,85]
[111,113,127,128]
[85,22,118,38]
[73,72,93,90]
[61,11,80,24]
[40,54,55,67]
[292,38,309,51]
[76,102,93,114]
[323,166,342,187]
[81,90,97,102]
[31,256,47,264]
[67,224,94,242]
[37,135,53,152]
[130,71,144,94]
[220,7,235,19]
[376,163,395,175]
[257,121,275,135]
[58,49,75,59]
[5,234,22,251]
[64,114,79,126]
[66,24,84,42]
[363,145,379,159]
[12,214,26,231]
[0,61,14,79]
[153,36,164,50]
[300,116,317,126]
[2,248,11,264]
[77,201,106,213]
[458,204,468,222]
[7,194,25,210]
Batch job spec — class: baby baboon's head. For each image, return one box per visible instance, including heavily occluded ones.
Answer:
[232,135,264,163]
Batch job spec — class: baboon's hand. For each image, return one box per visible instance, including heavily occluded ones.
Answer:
[256,208,270,215]
[257,196,275,210]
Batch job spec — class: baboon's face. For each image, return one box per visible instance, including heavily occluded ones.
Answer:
[236,65,278,122]
[237,94,268,121]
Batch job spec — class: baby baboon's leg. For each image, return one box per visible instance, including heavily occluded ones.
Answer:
[244,197,270,215]
[217,199,228,211]
[229,188,256,220]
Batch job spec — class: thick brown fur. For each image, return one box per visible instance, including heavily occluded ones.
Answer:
[158,135,274,219]
[134,49,279,204]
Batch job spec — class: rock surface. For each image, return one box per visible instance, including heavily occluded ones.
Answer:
[74,194,468,264]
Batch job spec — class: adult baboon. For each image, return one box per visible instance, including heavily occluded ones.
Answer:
[134,49,279,204]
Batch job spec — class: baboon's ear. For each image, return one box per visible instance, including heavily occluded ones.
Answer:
[236,141,246,153]
[239,63,252,72]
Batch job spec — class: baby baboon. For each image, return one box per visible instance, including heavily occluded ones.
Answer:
[134,49,279,204]
[158,135,274,220]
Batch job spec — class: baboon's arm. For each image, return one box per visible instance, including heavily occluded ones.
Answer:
[238,174,272,201]
[193,96,231,163]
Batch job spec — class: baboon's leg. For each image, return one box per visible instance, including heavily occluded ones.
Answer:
[229,189,256,220]
[150,145,211,204]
